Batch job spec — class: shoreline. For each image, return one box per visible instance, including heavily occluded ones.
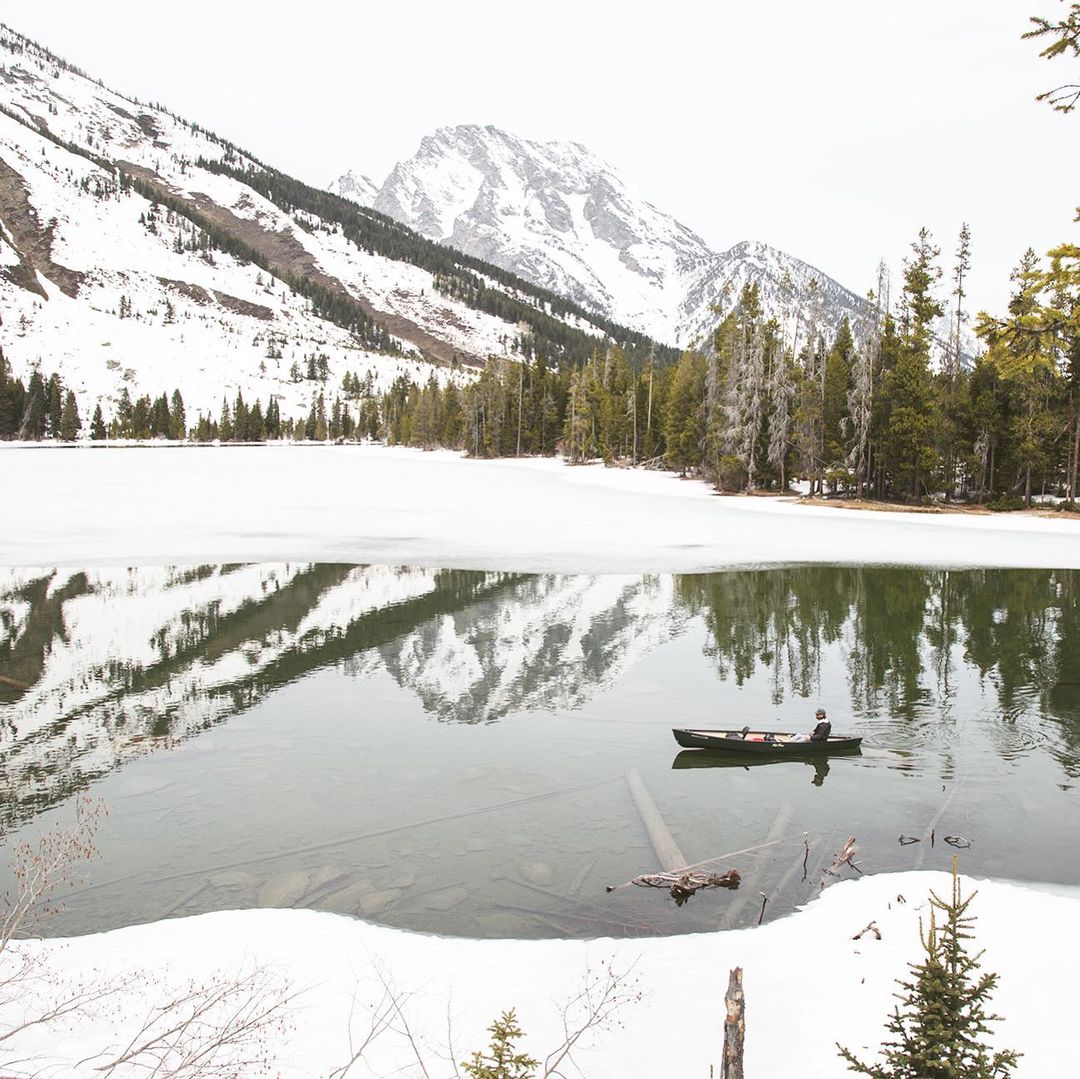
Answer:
[6,870,1075,1077]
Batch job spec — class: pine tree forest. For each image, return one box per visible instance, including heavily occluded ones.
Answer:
[2,226,1077,510]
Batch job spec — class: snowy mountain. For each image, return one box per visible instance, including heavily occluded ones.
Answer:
[328,169,378,207]
[0,28,659,429]
[360,124,870,349]
[374,125,717,345]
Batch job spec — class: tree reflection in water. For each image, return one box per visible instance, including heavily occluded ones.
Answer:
[2,564,1078,835]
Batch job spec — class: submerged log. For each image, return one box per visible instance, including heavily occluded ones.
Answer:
[723,801,794,926]
[722,966,745,1079]
[625,767,687,872]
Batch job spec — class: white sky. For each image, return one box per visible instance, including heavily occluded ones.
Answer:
[3,0,1078,317]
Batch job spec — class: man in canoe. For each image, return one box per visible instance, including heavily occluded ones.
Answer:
[788,708,831,743]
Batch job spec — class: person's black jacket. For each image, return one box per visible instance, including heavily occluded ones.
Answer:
[810,720,831,742]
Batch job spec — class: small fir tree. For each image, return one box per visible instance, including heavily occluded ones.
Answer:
[462,1010,538,1079]
[838,860,1019,1078]
[90,403,106,440]
[59,389,81,441]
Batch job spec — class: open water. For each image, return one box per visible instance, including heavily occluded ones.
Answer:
[1,564,1077,938]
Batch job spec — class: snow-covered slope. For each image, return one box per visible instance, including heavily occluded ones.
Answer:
[363,124,868,348]
[0,30,631,428]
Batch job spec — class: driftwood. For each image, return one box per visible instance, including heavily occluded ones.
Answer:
[943,834,972,848]
[624,768,687,872]
[852,920,881,941]
[606,838,787,904]
[821,835,861,889]
[722,967,745,1079]
[898,834,921,845]
[610,868,741,905]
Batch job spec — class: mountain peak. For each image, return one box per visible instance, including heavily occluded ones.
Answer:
[328,169,378,206]
[372,123,716,340]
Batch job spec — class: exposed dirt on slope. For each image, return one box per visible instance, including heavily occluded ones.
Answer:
[0,155,84,298]
[213,290,273,321]
[156,276,212,305]
[119,161,484,367]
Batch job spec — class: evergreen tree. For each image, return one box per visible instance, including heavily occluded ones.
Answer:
[413,374,441,449]
[1028,240,1080,500]
[442,382,464,448]
[46,373,63,438]
[132,395,151,439]
[0,349,24,440]
[170,389,186,440]
[882,228,943,498]
[976,250,1059,504]
[219,398,233,442]
[938,225,974,499]
[248,399,265,441]
[838,861,1019,1078]
[822,317,854,470]
[90,402,107,441]
[150,394,171,438]
[663,351,706,475]
[462,1010,538,1079]
[1024,4,1080,113]
[21,369,47,440]
[233,391,249,442]
[113,387,134,438]
[265,397,281,439]
[59,389,81,441]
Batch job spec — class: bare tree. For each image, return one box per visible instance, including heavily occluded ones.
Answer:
[331,959,640,1079]
[847,262,889,498]
[1,798,290,1078]
[766,341,795,491]
[541,960,641,1078]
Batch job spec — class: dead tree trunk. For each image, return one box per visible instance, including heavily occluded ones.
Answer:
[722,966,745,1079]
[625,768,687,872]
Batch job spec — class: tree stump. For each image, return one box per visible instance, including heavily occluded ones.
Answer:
[722,966,745,1078]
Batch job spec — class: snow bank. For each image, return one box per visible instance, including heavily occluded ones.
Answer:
[3,444,1079,572]
[6,872,1074,1077]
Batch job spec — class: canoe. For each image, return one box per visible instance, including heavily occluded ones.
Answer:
[672,728,863,754]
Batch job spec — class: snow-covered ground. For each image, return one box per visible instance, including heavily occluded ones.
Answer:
[4,443,1079,1076]
[7,872,1075,1077]
[2,443,1078,571]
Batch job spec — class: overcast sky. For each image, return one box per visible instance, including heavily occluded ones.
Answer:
[3,0,1078,316]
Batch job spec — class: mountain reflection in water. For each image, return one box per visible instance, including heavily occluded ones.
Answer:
[2,564,1079,837]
